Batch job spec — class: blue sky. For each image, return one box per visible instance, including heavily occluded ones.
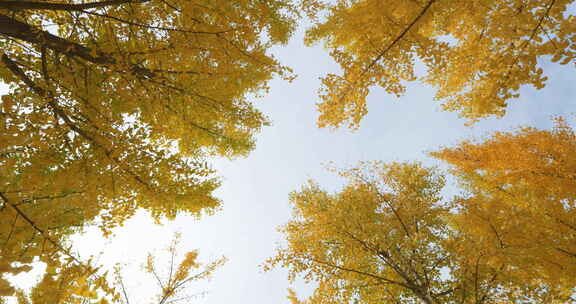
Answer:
[5,19,576,304]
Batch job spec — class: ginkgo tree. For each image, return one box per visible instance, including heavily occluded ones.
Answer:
[431,117,576,297]
[306,0,576,128]
[266,162,570,303]
[0,0,300,297]
[12,233,226,304]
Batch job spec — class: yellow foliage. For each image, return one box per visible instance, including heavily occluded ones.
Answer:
[268,161,572,303]
[14,234,225,304]
[0,0,298,296]
[307,0,576,128]
[141,234,226,304]
[431,117,576,295]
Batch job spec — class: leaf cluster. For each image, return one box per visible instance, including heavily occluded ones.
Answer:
[307,0,576,128]
[268,119,576,304]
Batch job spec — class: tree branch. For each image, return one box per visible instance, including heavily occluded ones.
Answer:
[2,54,155,192]
[555,247,576,259]
[0,191,86,268]
[82,10,237,35]
[0,0,150,12]
[1,53,97,141]
[308,257,411,289]
[363,0,437,75]
[1,13,159,80]
[0,14,113,65]
[335,0,437,102]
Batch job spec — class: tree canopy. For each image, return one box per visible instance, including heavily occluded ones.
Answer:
[0,0,299,297]
[2,1,576,303]
[306,0,576,129]
[268,159,575,303]
[11,233,225,304]
[431,117,576,297]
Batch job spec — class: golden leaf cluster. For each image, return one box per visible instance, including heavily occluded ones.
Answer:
[268,120,576,303]
[307,0,575,128]
[1,0,296,300]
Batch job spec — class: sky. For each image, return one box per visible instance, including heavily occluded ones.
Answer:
[5,18,576,304]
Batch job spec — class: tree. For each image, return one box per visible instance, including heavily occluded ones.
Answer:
[137,234,226,304]
[12,233,226,304]
[431,117,576,298]
[266,162,565,303]
[306,0,576,129]
[0,0,298,296]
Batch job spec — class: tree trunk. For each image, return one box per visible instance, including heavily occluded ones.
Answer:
[0,0,148,11]
[0,14,113,65]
